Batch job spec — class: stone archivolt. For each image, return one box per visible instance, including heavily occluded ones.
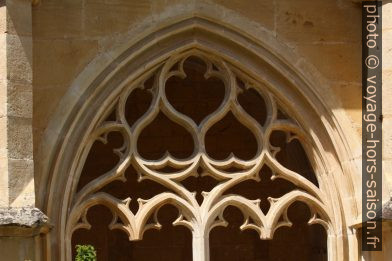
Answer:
[66,51,332,260]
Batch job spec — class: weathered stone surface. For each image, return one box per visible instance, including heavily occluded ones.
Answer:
[8,116,33,160]
[33,38,99,86]
[0,5,6,34]
[0,0,35,211]
[7,82,32,118]
[333,81,362,133]
[383,200,392,220]
[0,34,6,82]
[207,0,274,30]
[384,70,392,117]
[0,80,6,117]
[33,1,83,39]
[0,0,386,260]
[276,0,361,43]
[83,0,151,37]
[0,114,6,157]
[383,30,392,71]
[383,116,392,160]
[0,156,8,207]
[6,34,32,84]
[0,207,48,227]
[384,1,392,30]
[0,236,35,261]
[6,0,32,36]
[295,43,361,82]
[8,159,34,207]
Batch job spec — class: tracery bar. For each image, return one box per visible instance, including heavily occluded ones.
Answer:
[68,51,332,260]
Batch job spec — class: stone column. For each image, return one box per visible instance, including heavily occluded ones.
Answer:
[0,0,48,260]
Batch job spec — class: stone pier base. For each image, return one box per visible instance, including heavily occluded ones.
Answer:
[0,207,49,261]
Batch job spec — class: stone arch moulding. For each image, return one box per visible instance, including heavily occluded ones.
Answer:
[39,17,360,261]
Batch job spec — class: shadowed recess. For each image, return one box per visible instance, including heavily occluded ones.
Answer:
[270,202,328,261]
[211,161,254,174]
[277,108,289,120]
[205,112,258,160]
[154,164,192,173]
[77,131,124,191]
[209,202,327,261]
[137,112,194,160]
[237,82,267,126]
[72,205,192,261]
[224,166,296,214]
[99,165,173,214]
[165,56,225,125]
[124,76,154,127]
[181,169,220,205]
[104,107,117,122]
[270,130,318,187]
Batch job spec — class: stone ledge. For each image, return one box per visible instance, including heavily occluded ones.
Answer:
[0,207,48,227]
[0,207,50,236]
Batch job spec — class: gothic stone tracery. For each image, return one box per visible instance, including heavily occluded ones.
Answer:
[67,51,331,260]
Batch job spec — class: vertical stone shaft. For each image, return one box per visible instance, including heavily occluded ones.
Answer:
[0,2,48,261]
[193,233,210,261]
[0,0,34,207]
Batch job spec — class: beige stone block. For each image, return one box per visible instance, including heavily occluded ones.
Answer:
[33,81,87,163]
[83,0,151,37]
[8,158,34,206]
[36,0,81,8]
[6,34,32,84]
[383,29,392,70]
[8,116,33,160]
[6,0,32,37]
[150,0,194,23]
[0,156,8,207]
[383,115,392,160]
[0,79,6,117]
[332,82,362,131]
[33,84,66,144]
[0,6,6,34]
[33,38,99,87]
[201,0,274,30]
[0,116,7,156]
[7,82,32,118]
[295,43,361,82]
[32,1,83,39]
[384,160,392,197]
[276,0,361,43]
[383,69,392,116]
[383,1,392,30]
[0,34,7,81]
[0,237,35,260]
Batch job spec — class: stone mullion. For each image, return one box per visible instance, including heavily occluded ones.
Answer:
[192,232,210,261]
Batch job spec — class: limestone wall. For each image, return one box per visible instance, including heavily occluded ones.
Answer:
[0,0,34,208]
[383,1,392,204]
[22,0,392,260]
[32,0,364,195]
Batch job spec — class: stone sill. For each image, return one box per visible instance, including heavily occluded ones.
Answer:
[0,207,50,237]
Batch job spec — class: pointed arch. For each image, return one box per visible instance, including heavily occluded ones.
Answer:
[38,17,359,260]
